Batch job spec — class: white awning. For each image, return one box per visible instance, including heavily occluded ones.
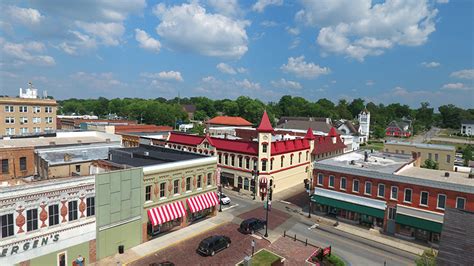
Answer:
[396,204,444,223]
[314,188,386,210]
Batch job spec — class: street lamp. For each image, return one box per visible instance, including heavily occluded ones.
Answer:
[216,167,222,212]
[307,162,314,218]
[264,177,273,238]
[252,161,259,201]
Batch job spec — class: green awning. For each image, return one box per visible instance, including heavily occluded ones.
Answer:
[311,194,385,218]
[395,214,443,233]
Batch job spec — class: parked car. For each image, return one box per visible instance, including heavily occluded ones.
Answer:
[239,218,266,234]
[197,235,231,256]
[217,192,231,205]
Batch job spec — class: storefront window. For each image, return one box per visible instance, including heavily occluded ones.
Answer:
[244,178,250,190]
[148,218,182,237]
[238,176,243,189]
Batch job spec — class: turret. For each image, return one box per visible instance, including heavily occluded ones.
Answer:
[257,111,273,172]
[328,127,338,144]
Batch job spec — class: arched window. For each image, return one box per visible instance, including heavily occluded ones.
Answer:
[238,176,243,189]
[244,178,250,190]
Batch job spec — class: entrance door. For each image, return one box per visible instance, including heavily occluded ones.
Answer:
[57,252,66,266]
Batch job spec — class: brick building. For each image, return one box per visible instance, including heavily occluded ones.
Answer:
[311,150,474,245]
[0,147,35,181]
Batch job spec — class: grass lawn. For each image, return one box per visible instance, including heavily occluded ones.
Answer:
[362,142,384,151]
[238,249,281,266]
[326,254,346,266]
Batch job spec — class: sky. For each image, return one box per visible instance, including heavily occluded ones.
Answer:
[0,0,473,108]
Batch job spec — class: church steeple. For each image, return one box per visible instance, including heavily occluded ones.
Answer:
[257,110,274,133]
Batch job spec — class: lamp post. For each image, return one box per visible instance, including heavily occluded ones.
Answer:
[252,162,259,200]
[264,177,273,238]
[308,162,314,218]
[217,168,222,212]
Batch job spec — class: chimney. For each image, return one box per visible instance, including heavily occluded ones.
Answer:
[364,151,368,162]
[350,160,355,165]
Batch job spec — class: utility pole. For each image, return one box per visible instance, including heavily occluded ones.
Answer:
[252,161,258,200]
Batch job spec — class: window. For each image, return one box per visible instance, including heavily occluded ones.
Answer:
[27,209,38,232]
[20,157,27,171]
[145,185,152,201]
[75,165,81,173]
[377,184,385,198]
[224,154,228,165]
[218,154,222,164]
[306,151,309,161]
[329,175,335,188]
[262,160,267,171]
[174,180,179,194]
[5,117,15,124]
[20,117,28,124]
[298,153,301,163]
[1,159,9,174]
[4,105,14,112]
[33,127,41,133]
[46,117,53,124]
[428,153,432,160]
[207,173,212,186]
[19,106,28,112]
[5,128,15,135]
[33,117,41,124]
[317,173,324,186]
[45,127,53,132]
[86,197,95,216]
[45,106,53,113]
[270,159,273,170]
[390,186,398,200]
[49,205,59,226]
[186,177,191,191]
[353,179,359,193]
[262,144,267,153]
[290,155,293,165]
[434,154,438,162]
[446,155,451,163]
[340,177,346,190]
[230,156,235,166]
[388,208,396,220]
[68,201,78,221]
[160,182,166,197]
[420,191,429,206]
[197,175,202,188]
[33,106,41,113]
[404,188,412,203]
[280,156,284,168]
[365,182,372,195]
[245,158,250,169]
[238,157,243,168]
[253,159,257,170]
[437,194,446,209]
[456,197,466,210]
[20,128,28,134]
[1,214,14,238]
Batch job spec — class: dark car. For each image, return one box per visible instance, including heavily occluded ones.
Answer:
[197,235,231,256]
[239,218,266,234]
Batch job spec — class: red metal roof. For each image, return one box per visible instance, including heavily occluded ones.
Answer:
[257,110,274,133]
[168,132,205,145]
[207,116,253,126]
[304,128,316,140]
[312,136,346,155]
[115,125,172,133]
[211,138,258,155]
[271,139,309,155]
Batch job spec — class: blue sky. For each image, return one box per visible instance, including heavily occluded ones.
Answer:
[0,0,473,108]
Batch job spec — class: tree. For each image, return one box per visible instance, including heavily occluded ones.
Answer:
[193,110,208,121]
[422,159,438,170]
[463,145,472,166]
[438,104,462,128]
[415,249,437,266]
[190,124,205,136]
[336,99,352,120]
[348,98,365,118]
[415,102,434,129]
[222,101,239,116]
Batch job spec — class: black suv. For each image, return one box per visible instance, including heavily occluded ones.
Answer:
[239,218,266,234]
[197,235,231,256]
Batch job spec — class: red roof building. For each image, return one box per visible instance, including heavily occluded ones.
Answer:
[162,112,345,196]
[206,116,253,127]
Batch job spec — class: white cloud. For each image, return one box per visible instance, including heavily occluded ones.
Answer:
[252,0,283,13]
[7,6,43,26]
[260,20,278,27]
[70,72,127,90]
[286,26,300,35]
[141,71,183,82]
[235,79,261,90]
[75,22,124,46]
[289,38,301,49]
[58,30,97,55]
[421,61,441,68]
[441,83,472,91]
[280,56,330,79]
[135,29,161,53]
[154,2,250,59]
[271,78,302,89]
[450,69,474,80]
[366,80,374,86]
[217,63,237,74]
[236,67,248,74]
[207,0,242,17]
[298,0,438,61]
[0,39,55,66]
[436,0,449,4]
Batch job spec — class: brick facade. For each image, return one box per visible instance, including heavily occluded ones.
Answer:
[0,147,35,181]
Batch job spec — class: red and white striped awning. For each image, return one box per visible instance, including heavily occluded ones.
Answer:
[186,191,219,213]
[147,201,186,226]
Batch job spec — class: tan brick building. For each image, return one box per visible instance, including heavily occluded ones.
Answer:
[0,97,57,136]
[0,147,35,181]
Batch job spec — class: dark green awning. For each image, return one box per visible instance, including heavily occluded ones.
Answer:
[395,214,443,233]
[311,194,385,218]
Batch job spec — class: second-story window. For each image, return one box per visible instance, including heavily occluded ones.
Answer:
[218,154,222,164]
[270,160,273,170]
[19,106,28,112]
[68,201,78,221]
[280,156,284,168]
[353,179,359,193]
[197,175,202,188]
[391,186,398,200]
[437,194,446,209]
[377,184,385,197]
[87,197,95,216]
[27,209,38,232]
[329,175,335,188]
[456,197,465,210]
[33,106,41,113]
[48,205,59,226]
[19,157,27,171]
[245,158,250,169]
[224,154,228,165]
[404,188,412,203]
[230,156,235,166]
[160,182,166,197]
[420,191,429,206]
[262,160,267,171]
[174,180,179,194]
[340,177,346,190]
[238,157,243,168]
[262,144,267,153]
[145,185,152,201]
[207,173,212,186]
[365,182,372,195]
[298,153,301,163]
[1,214,14,238]
[4,105,14,112]
[186,177,191,191]
[1,159,9,174]
[45,106,53,113]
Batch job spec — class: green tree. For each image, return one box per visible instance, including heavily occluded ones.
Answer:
[415,102,434,130]
[348,98,365,118]
[415,249,437,266]
[463,145,472,166]
[422,159,438,170]
[193,110,208,121]
[336,99,352,120]
[222,101,239,116]
[438,104,462,128]
[190,124,205,136]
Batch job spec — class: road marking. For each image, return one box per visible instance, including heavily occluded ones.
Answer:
[279,200,292,204]
[222,203,239,211]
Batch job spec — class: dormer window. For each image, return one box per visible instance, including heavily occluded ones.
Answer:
[204,142,209,149]
[262,144,268,153]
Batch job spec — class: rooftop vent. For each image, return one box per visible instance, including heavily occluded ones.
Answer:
[77,140,82,143]
[49,141,56,146]
[106,138,111,143]
[444,172,450,178]
[64,153,71,162]
[144,151,149,156]
[364,151,368,162]
[350,160,356,165]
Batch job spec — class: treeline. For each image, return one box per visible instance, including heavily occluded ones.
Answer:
[58,96,474,137]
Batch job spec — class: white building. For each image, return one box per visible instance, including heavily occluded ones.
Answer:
[358,108,370,143]
[461,120,474,136]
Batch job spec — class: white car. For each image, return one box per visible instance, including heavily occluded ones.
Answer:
[217,192,231,205]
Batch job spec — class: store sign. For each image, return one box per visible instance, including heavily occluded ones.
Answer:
[1,233,59,257]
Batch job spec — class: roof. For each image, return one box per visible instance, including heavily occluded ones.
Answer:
[386,120,411,130]
[36,143,121,165]
[271,138,309,155]
[0,131,121,148]
[385,140,455,151]
[304,128,316,140]
[437,208,474,266]
[277,118,341,134]
[461,119,474,124]
[115,124,173,133]
[168,132,205,146]
[396,166,471,186]
[257,110,274,133]
[312,136,346,155]
[207,116,252,126]
[328,127,338,137]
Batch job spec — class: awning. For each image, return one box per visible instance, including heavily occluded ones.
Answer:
[395,204,443,233]
[147,201,186,226]
[186,191,219,213]
[311,189,386,219]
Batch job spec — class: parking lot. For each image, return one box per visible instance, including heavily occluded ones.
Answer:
[128,222,270,266]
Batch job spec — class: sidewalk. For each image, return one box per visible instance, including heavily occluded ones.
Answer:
[93,212,234,266]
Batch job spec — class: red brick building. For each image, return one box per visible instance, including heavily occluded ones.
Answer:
[312,150,474,245]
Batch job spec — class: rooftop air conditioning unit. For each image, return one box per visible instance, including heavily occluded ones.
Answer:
[444,172,450,177]
[144,151,149,156]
